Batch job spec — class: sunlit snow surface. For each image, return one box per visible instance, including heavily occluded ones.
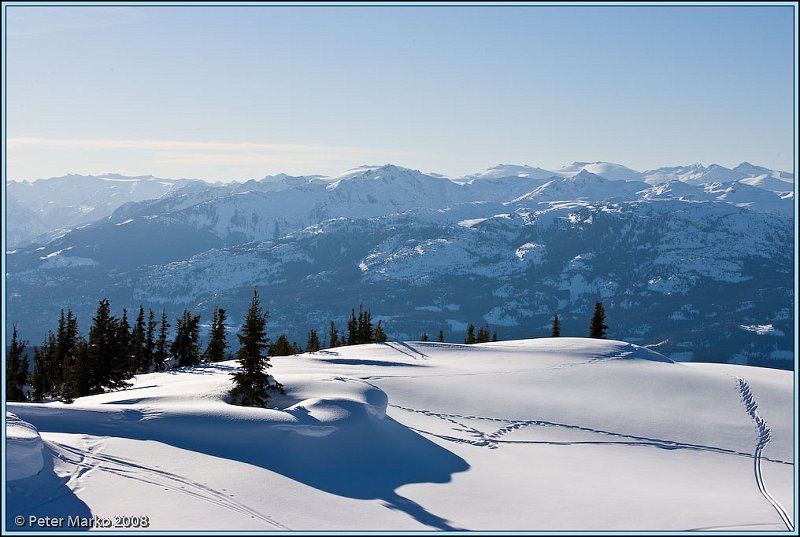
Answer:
[6,339,794,531]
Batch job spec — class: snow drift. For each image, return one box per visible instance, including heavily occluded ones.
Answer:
[6,413,45,482]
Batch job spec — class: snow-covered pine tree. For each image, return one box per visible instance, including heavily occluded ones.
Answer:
[229,290,283,407]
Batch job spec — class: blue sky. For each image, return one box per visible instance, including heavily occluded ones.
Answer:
[5,4,796,181]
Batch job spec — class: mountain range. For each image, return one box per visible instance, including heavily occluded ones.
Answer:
[5,161,795,368]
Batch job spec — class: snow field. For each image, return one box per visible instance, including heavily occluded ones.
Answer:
[6,338,794,531]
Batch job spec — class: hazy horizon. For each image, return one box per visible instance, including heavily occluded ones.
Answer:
[4,157,795,185]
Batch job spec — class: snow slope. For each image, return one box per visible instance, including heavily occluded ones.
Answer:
[5,339,794,531]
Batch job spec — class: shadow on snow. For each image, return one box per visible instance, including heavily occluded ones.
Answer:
[8,403,469,531]
[6,441,92,532]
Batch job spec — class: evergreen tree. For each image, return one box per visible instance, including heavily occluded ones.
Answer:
[420,332,429,342]
[87,299,128,393]
[20,354,30,395]
[476,325,490,343]
[33,331,60,400]
[438,330,445,343]
[291,341,303,354]
[269,334,294,356]
[144,309,157,372]
[329,321,339,348]
[6,325,28,402]
[373,321,388,343]
[171,309,201,367]
[492,329,498,342]
[589,302,608,339]
[551,314,561,337]
[465,323,476,344]
[31,325,66,401]
[203,307,228,363]
[32,345,48,402]
[59,347,79,405]
[53,310,79,401]
[70,340,91,400]
[130,306,147,373]
[229,290,283,407]
[63,309,79,355]
[366,310,374,342]
[51,310,68,393]
[306,328,321,353]
[347,308,358,345]
[117,308,133,376]
[154,310,170,371]
[357,306,373,344]
[31,309,79,405]
[357,306,365,344]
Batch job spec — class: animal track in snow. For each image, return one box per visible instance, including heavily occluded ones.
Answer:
[735,377,793,531]
[50,440,288,530]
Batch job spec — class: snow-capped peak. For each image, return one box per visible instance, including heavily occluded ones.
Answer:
[556,161,643,182]
[567,169,607,183]
[463,164,556,181]
[329,165,385,182]
[334,164,445,186]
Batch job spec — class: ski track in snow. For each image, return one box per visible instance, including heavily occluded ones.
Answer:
[547,348,637,369]
[381,341,429,359]
[49,437,289,530]
[735,377,794,532]
[388,404,793,464]
[358,348,646,382]
[359,367,584,381]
